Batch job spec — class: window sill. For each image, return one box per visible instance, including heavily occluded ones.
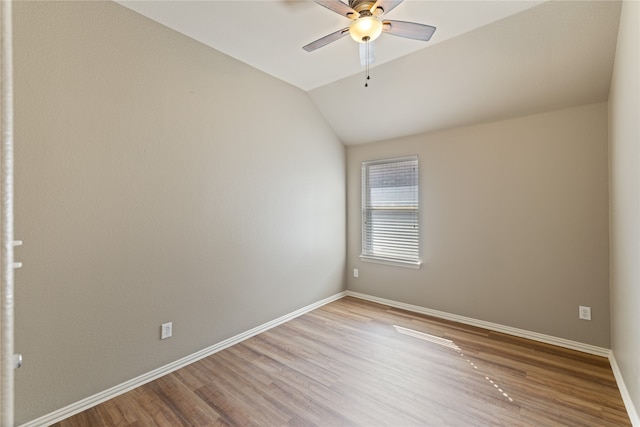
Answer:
[359,255,422,269]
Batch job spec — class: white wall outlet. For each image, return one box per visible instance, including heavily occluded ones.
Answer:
[579,306,591,320]
[161,322,173,339]
[353,269,359,278]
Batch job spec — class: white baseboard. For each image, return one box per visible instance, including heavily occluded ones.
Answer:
[346,291,610,357]
[609,352,640,427]
[19,291,347,427]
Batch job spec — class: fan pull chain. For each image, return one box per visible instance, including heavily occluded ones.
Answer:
[363,36,371,88]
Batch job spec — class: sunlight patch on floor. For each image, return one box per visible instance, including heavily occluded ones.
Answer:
[393,325,460,350]
[393,325,515,403]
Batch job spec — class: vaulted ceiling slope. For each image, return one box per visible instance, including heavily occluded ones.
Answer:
[116,1,622,145]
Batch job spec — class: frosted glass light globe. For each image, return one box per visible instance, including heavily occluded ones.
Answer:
[349,16,383,43]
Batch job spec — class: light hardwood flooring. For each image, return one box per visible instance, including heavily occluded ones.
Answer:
[53,297,631,426]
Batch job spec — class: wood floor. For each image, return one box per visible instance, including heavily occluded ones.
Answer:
[53,297,631,426]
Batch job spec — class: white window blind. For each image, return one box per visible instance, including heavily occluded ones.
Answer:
[361,156,420,266]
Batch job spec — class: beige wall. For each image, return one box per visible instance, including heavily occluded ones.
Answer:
[13,1,345,424]
[347,103,610,347]
[11,0,633,424]
[609,0,640,420]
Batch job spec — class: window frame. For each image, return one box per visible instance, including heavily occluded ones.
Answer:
[360,156,421,269]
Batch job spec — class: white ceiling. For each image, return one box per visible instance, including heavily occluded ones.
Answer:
[116,0,622,145]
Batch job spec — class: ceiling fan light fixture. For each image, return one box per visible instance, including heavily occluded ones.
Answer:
[349,16,383,43]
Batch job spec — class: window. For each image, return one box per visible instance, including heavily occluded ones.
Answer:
[361,156,420,268]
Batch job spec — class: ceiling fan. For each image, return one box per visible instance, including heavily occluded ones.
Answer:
[302,0,437,54]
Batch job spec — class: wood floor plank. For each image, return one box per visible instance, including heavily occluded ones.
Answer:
[52,296,631,426]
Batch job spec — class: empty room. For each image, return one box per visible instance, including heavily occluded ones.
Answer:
[2,0,638,425]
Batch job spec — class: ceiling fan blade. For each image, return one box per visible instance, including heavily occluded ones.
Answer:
[303,28,350,52]
[370,0,403,16]
[313,0,359,18]
[382,20,436,41]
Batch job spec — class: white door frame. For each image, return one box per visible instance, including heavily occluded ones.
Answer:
[1,0,16,425]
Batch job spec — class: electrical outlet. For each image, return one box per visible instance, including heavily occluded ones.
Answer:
[161,322,173,339]
[353,269,359,278]
[579,306,591,321]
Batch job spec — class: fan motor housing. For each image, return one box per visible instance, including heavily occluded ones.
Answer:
[349,0,380,14]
